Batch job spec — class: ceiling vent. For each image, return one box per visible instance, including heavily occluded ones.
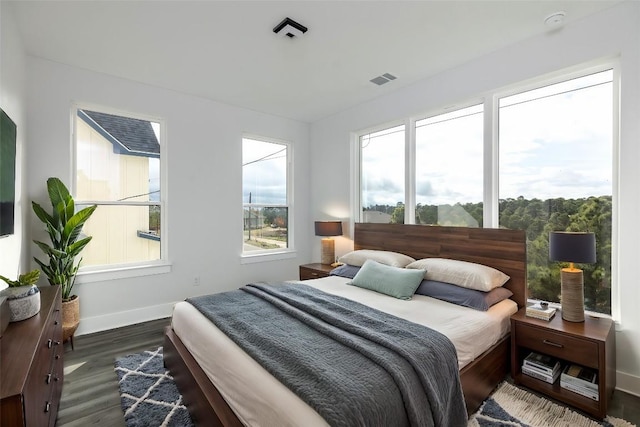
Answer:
[273,17,308,38]
[370,73,397,86]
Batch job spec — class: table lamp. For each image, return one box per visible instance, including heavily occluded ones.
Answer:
[549,231,596,322]
[314,221,343,265]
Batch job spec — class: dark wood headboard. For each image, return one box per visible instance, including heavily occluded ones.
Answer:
[354,223,527,308]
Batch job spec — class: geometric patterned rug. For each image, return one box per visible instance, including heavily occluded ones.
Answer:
[114,347,194,427]
[116,348,635,427]
[468,382,635,427]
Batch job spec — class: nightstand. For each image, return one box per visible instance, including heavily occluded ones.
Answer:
[511,308,615,419]
[299,263,334,280]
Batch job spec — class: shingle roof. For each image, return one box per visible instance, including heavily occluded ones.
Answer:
[79,110,160,157]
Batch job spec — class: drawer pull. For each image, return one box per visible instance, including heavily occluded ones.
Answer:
[46,373,52,384]
[47,339,53,348]
[543,339,564,348]
[44,402,50,413]
[54,340,61,346]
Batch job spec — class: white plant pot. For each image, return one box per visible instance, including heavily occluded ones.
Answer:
[0,285,41,322]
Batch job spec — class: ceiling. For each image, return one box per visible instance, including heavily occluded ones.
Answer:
[7,1,621,123]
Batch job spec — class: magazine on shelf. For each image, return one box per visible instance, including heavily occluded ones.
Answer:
[523,361,561,377]
[561,364,598,391]
[523,352,561,374]
[522,365,560,384]
[560,380,599,401]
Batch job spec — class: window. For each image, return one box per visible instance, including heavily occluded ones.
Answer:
[360,124,405,223]
[498,70,614,315]
[74,108,163,270]
[415,105,484,226]
[242,137,290,254]
[355,65,617,316]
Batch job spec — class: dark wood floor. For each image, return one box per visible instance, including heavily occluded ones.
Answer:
[57,318,640,426]
[57,318,171,426]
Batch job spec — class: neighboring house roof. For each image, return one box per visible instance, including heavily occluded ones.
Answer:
[78,109,160,158]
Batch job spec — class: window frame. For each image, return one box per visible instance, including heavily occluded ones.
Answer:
[240,134,295,263]
[71,103,170,283]
[493,63,620,320]
[413,103,485,226]
[356,121,407,223]
[353,60,620,319]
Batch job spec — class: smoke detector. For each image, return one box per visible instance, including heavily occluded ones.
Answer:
[273,17,308,38]
[544,11,566,28]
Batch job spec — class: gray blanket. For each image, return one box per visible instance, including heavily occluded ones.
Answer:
[187,283,467,427]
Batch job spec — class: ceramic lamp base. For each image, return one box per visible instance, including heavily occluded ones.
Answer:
[320,238,335,265]
[561,268,585,322]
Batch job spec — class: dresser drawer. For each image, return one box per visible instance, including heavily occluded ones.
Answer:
[515,323,599,368]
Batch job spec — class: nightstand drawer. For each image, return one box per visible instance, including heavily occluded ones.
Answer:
[299,266,330,280]
[515,323,598,368]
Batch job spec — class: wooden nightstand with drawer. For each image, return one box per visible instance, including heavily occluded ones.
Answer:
[511,308,615,419]
[299,263,335,281]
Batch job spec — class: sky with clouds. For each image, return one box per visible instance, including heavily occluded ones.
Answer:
[243,138,287,205]
[361,69,613,209]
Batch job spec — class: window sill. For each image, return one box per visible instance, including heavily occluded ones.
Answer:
[240,250,297,264]
[76,262,172,284]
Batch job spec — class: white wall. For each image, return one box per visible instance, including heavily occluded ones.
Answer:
[0,3,27,281]
[26,58,311,334]
[310,2,640,395]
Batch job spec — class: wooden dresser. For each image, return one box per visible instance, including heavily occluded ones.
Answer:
[1,285,63,427]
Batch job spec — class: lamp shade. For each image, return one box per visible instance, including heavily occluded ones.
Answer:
[314,221,343,237]
[549,232,596,264]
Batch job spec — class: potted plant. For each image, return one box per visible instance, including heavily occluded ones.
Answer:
[32,177,97,345]
[0,269,41,322]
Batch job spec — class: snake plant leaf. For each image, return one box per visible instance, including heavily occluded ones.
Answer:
[66,236,93,259]
[64,197,75,225]
[45,223,62,247]
[54,199,68,226]
[62,205,97,246]
[47,177,70,210]
[32,201,54,228]
[33,240,67,257]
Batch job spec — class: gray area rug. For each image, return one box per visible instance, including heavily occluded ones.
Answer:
[115,347,194,427]
[116,347,635,427]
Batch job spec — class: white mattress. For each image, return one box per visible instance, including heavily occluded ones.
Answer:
[170,276,518,426]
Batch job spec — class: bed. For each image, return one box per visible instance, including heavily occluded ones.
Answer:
[164,223,527,426]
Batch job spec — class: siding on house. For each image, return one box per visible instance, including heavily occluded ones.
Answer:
[76,117,160,266]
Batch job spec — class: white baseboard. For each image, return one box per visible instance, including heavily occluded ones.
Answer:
[75,302,176,336]
[616,370,640,397]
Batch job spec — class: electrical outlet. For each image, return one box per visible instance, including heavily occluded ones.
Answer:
[193,276,200,286]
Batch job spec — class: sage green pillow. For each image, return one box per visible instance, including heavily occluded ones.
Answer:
[348,259,425,300]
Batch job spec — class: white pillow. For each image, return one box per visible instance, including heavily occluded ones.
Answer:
[405,258,510,292]
[339,250,415,268]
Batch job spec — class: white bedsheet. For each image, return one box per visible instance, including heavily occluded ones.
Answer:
[170,276,518,426]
